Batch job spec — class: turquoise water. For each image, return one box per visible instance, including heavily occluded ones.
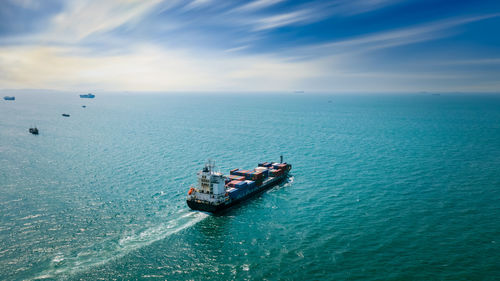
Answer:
[1,92,500,280]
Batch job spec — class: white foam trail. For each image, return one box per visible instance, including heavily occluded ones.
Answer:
[33,211,207,280]
[19,214,42,220]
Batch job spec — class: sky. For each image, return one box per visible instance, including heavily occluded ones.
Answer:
[0,0,499,93]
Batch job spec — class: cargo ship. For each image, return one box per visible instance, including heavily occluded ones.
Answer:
[80,93,95,98]
[29,127,39,135]
[187,156,292,213]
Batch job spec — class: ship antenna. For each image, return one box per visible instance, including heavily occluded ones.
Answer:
[280,155,283,163]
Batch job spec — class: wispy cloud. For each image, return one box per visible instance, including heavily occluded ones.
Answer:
[230,0,402,31]
[253,9,317,30]
[0,44,321,91]
[48,0,162,41]
[332,0,403,15]
[434,58,500,65]
[292,14,500,57]
[183,0,213,11]
[224,45,250,53]
[232,0,285,12]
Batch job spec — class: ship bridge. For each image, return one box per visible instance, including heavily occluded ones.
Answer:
[189,160,226,204]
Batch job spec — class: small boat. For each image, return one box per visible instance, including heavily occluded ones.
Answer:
[62,114,70,117]
[80,93,95,98]
[29,127,39,135]
[4,96,15,101]
[82,105,86,108]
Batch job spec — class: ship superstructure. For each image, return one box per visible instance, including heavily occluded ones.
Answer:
[187,157,292,213]
[188,160,227,206]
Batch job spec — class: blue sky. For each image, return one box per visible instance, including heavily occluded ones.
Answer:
[0,0,499,92]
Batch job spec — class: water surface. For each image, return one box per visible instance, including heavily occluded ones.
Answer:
[1,92,499,280]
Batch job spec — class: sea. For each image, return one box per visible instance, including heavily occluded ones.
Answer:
[1,92,499,280]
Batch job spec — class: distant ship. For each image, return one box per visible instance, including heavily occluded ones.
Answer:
[187,156,292,213]
[80,93,95,98]
[4,96,15,100]
[82,105,86,108]
[29,127,39,135]
[62,114,70,117]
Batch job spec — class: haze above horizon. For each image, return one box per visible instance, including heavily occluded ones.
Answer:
[1,0,499,93]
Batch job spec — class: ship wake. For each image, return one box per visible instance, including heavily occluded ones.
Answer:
[33,210,207,280]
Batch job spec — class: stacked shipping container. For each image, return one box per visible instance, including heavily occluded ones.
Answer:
[220,162,291,200]
[228,175,245,181]
[227,162,289,188]
[227,180,246,188]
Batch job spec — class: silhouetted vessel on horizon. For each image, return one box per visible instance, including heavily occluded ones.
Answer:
[80,93,95,98]
[29,127,39,135]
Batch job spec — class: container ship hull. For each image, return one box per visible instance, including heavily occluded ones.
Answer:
[186,160,291,214]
